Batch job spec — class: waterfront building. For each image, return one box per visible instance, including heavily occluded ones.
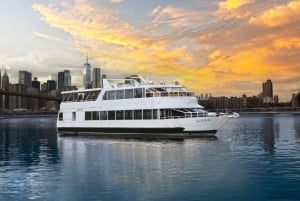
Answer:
[102,74,107,87]
[47,80,57,92]
[199,93,211,101]
[262,79,273,103]
[41,82,47,92]
[2,70,10,111]
[83,56,92,89]
[51,74,58,89]
[9,83,27,110]
[27,87,39,111]
[58,70,72,92]
[58,71,65,92]
[19,70,32,89]
[0,70,1,110]
[2,70,9,91]
[64,86,78,91]
[242,94,247,108]
[32,77,40,92]
[292,93,300,108]
[274,95,279,104]
[64,70,71,87]
[92,68,101,88]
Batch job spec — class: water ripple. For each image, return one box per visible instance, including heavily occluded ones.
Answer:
[1,116,300,200]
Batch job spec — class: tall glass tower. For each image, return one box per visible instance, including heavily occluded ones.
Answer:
[83,56,92,89]
[92,68,101,88]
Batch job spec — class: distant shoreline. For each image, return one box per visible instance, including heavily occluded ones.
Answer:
[239,111,300,116]
[1,111,300,120]
[0,112,57,119]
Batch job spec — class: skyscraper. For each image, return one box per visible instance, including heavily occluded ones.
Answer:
[0,70,2,109]
[92,68,101,88]
[64,70,71,87]
[2,69,9,91]
[58,71,65,92]
[262,79,273,103]
[83,56,92,89]
[47,80,57,92]
[58,70,72,92]
[32,77,40,92]
[2,69,10,110]
[19,70,32,88]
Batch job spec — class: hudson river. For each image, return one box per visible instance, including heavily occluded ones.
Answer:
[1,115,300,201]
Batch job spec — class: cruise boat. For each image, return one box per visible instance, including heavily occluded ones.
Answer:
[57,75,228,138]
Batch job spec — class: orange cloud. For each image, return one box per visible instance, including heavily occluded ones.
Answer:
[216,0,255,20]
[273,37,300,50]
[249,0,300,27]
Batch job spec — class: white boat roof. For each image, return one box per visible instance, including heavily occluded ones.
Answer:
[61,88,102,94]
[61,75,188,94]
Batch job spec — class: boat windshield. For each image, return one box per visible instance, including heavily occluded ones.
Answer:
[159,108,208,119]
[146,87,194,97]
[62,89,101,102]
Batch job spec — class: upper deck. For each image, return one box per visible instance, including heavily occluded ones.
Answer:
[60,75,194,103]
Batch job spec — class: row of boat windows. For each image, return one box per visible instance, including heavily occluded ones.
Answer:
[103,88,144,100]
[58,108,208,121]
[85,110,157,120]
[102,88,194,101]
[61,87,194,102]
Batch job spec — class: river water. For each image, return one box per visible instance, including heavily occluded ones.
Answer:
[0,115,300,201]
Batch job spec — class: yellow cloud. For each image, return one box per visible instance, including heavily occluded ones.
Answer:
[219,0,253,11]
[209,50,222,60]
[249,0,300,27]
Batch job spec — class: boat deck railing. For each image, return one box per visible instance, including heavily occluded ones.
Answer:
[160,112,209,119]
[146,91,194,98]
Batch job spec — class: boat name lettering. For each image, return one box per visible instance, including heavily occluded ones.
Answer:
[196,118,210,123]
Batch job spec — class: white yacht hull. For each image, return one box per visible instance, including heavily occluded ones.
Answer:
[57,75,228,138]
[57,116,227,137]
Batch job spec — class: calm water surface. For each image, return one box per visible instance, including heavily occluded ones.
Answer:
[0,115,300,201]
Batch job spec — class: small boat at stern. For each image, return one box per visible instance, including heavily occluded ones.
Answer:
[56,75,228,138]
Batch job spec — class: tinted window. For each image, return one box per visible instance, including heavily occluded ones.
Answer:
[103,92,108,100]
[116,110,124,120]
[125,89,133,99]
[153,110,157,119]
[125,110,133,120]
[85,112,92,120]
[59,113,63,121]
[108,91,116,100]
[134,88,143,98]
[108,111,115,120]
[116,90,124,99]
[143,110,152,119]
[72,112,76,121]
[100,111,107,120]
[134,110,142,120]
[92,111,99,120]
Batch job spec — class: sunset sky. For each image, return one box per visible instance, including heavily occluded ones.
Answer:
[1,0,299,101]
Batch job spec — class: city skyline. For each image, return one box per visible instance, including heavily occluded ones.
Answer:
[0,67,286,103]
[1,0,300,101]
